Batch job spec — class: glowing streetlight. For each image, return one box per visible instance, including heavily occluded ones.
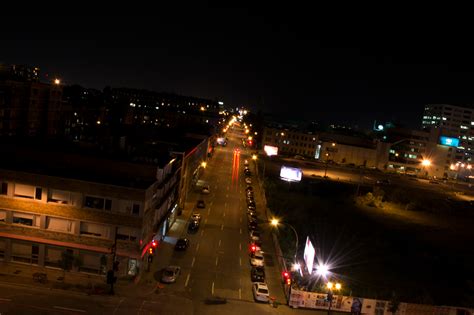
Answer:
[201,161,207,168]
[271,218,279,226]
[54,78,61,85]
[331,142,336,147]
[200,106,206,111]
[252,154,257,160]
[327,282,333,289]
[421,159,431,166]
[335,283,341,290]
[316,263,329,277]
[248,136,253,141]
[270,218,298,261]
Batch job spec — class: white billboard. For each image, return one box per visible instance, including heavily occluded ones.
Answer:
[280,166,302,182]
[264,145,278,156]
[303,236,315,274]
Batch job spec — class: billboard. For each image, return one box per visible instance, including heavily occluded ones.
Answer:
[440,136,459,147]
[280,166,302,182]
[264,145,278,156]
[303,236,315,274]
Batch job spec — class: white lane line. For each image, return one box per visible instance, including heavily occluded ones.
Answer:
[226,194,229,198]
[54,306,86,313]
[240,228,242,234]
[223,212,226,217]
[208,208,211,215]
[0,298,12,302]
[201,230,204,236]
[239,257,242,266]
[185,273,191,287]
[218,239,221,247]
[221,224,224,231]
[239,242,242,250]
[113,298,124,314]
[205,218,208,224]
[212,282,215,295]
[196,243,200,252]
[239,288,242,300]
[227,186,230,191]
[215,257,219,266]
[224,202,227,208]
[191,257,196,267]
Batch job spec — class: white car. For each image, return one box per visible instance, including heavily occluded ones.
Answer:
[201,186,210,194]
[250,230,260,242]
[250,250,264,267]
[252,282,270,302]
[245,177,252,184]
[161,266,181,283]
[244,159,249,166]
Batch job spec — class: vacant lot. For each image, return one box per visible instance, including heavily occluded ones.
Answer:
[261,160,474,307]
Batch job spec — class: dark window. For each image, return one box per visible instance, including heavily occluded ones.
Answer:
[13,216,33,226]
[31,244,39,264]
[85,196,105,209]
[35,187,42,200]
[1,182,7,195]
[105,199,112,211]
[132,204,140,215]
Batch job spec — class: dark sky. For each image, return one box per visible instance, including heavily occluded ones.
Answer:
[1,11,473,129]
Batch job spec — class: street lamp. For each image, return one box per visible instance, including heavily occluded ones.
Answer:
[271,218,299,262]
[252,154,257,160]
[326,281,342,315]
[54,78,61,85]
[201,161,207,168]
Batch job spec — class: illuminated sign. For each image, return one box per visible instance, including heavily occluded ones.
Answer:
[440,136,459,147]
[280,166,302,182]
[264,145,278,156]
[303,237,315,274]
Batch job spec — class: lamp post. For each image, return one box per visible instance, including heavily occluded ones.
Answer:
[323,143,336,178]
[326,281,342,315]
[421,159,431,178]
[271,218,298,263]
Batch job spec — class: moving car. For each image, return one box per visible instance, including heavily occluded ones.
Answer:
[246,186,253,192]
[244,159,249,166]
[174,238,189,251]
[201,186,210,194]
[245,177,252,184]
[191,212,202,221]
[251,266,265,282]
[376,179,391,185]
[252,282,270,302]
[196,200,205,208]
[250,230,261,242]
[250,250,264,267]
[188,220,200,232]
[161,266,181,283]
[248,221,258,230]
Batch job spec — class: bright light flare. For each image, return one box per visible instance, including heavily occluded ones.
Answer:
[54,78,61,85]
[270,218,279,226]
[335,283,341,290]
[252,154,257,160]
[327,282,333,289]
[421,159,431,166]
[201,162,207,168]
[292,263,301,272]
[316,263,329,277]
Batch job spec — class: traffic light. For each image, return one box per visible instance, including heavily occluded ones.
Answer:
[149,247,154,255]
[282,271,289,279]
[286,278,291,285]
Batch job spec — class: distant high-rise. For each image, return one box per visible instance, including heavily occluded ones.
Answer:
[0,64,40,82]
[422,104,474,165]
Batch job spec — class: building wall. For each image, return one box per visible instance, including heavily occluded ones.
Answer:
[320,142,377,167]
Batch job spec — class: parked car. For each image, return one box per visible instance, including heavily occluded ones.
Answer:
[161,266,181,283]
[248,221,258,230]
[245,177,252,184]
[250,230,261,242]
[250,250,265,267]
[201,186,210,194]
[252,282,270,302]
[188,220,200,232]
[174,238,189,251]
[244,160,249,166]
[376,179,391,185]
[246,186,253,192]
[251,266,265,282]
[191,212,202,221]
[196,200,205,208]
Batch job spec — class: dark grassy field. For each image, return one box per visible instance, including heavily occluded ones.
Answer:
[261,161,474,307]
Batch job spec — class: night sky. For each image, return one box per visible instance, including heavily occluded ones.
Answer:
[2,11,473,129]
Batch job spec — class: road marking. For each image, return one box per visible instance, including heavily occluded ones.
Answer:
[223,212,226,217]
[215,257,219,266]
[113,298,124,314]
[191,257,196,267]
[196,243,200,252]
[185,273,191,287]
[201,230,204,236]
[212,282,215,295]
[240,228,242,234]
[208,208,211,215]
[221,224,224,230]
[218,239,221,247]
[0,298,12,302]
[239,288,242,300]
[227,186,230,191]
[205,218,208,224]
[54,306,86,313]
[239,257,242,266]
[239,242,242,250]
[226,194,229,198]
[224,202,227,208]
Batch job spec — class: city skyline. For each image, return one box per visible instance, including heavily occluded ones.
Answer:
[2,13,474,129]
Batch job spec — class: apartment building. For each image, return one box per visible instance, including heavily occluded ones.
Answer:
[0,136,207,277]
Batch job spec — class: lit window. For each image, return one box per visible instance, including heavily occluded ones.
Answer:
[442,117,447,121]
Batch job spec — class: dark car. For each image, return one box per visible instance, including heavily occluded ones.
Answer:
[251,266,265,282]
[247,215,258,224]
[247,200,256,208]
[175,238,190,251]
[188,220,200,232]
[248,221,258,230]
[196,200,205,208]
[247,209,257,218]
[376,179,391,185]
[246,186,253,192]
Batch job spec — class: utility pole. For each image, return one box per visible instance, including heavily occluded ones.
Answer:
[107,226,118,295]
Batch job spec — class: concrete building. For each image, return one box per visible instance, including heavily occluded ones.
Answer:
[263,127,319,158]
[0,67,65,137]
[422,104,474,176]
[0,136,209,278]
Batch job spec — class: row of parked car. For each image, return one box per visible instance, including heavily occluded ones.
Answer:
[243,160,271,303]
